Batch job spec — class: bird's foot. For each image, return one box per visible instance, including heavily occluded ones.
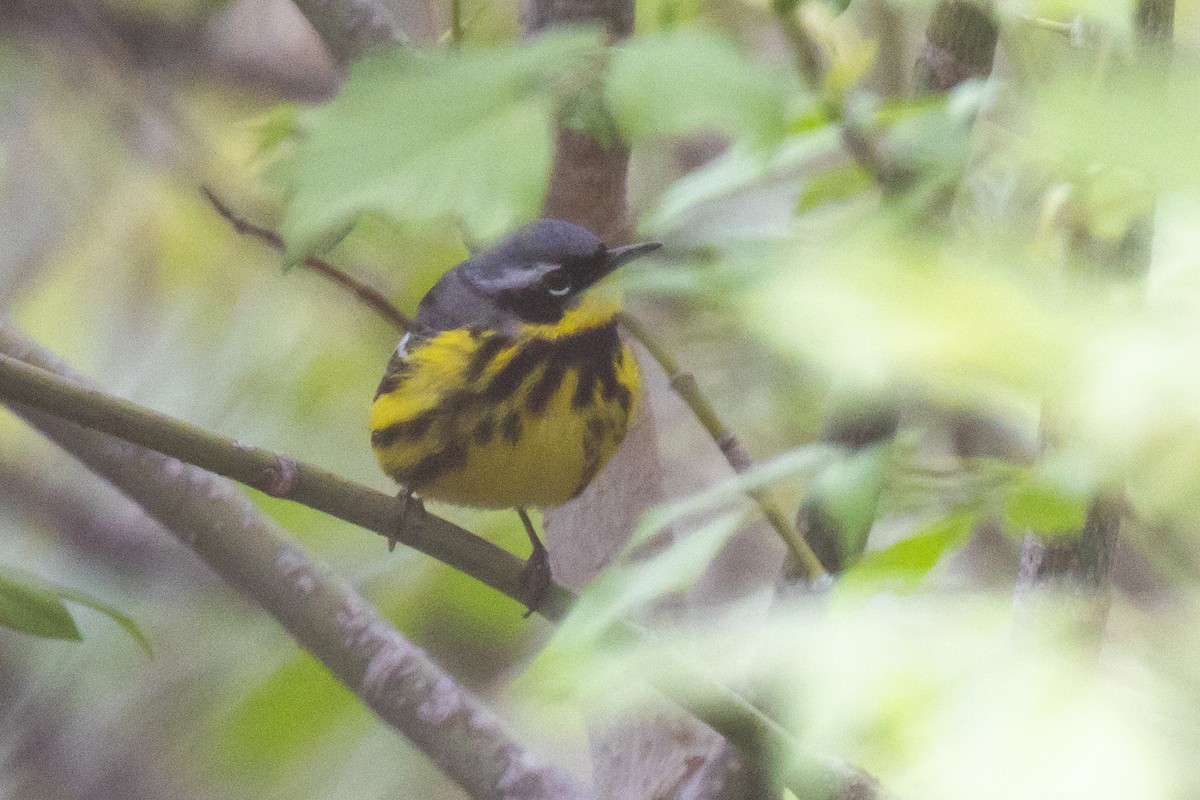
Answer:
[518,536,552,618]
[389,488,426,552]
[516,507,552,617]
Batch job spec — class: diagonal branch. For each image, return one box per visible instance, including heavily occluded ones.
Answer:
[0,320,590,800]
[0,322,886,800]
[0,336,565,618]
[772,1,915,191]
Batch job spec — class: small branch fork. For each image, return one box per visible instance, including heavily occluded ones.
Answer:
[201,189,828,581]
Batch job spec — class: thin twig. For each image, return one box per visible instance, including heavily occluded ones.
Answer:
[773,4,824,91]
[0,328,885,800]
[617,312,826,581]
[202,188,413,332]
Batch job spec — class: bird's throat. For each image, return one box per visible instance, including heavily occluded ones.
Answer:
[520,289,621,341]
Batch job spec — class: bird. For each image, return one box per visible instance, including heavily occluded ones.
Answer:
[369,219,661,612]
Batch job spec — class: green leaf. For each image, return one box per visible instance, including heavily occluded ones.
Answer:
[647,127,838,234]
[606,28,794,144]
[54,586,154,656]
[215,653,365,778]
[0,567,152,654]
[272,31,601,257]
[635,444,837,540]
[249,103,301,156]
[559,80,621,148]
[841,511,977,591]
[1021,65,1200,196]
[0,569,81,642]
[1004,474,1089,536]
[796,162,873,213]
[554,510,747,649]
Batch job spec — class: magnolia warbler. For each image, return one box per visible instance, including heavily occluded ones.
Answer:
[370,219,661,609]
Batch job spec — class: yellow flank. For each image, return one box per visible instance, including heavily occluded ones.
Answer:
[369,295,640,510]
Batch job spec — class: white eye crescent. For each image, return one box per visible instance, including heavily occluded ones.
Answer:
[547,284,571,297]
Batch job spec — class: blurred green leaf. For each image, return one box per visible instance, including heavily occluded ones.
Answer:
[54,586,154,656]
[874,92,952,127]
[606,28,794,144]
[647,128,838,234]
[217,653,365,778]
[0,568,81,642]
[800,442,890,572]
[272,31,600,256]
[812,0,853,13]
[1022,66,1200,195]
[841,512,977,591]
[250,104,301,157]
[796,162,873,212]
[554,510,746,649]
[559,81,621,147]
[636,444,837,539]
[635,0,702,33]
[1004,472,1089,536]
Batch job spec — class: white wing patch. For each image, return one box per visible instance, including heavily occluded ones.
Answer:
[396,332,412,358]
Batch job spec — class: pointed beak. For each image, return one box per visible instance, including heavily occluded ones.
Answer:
[604,241,662,272]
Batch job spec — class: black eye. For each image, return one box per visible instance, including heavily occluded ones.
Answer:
[544,270,571,297]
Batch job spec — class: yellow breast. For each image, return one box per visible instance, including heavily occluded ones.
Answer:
[369,304,639,510]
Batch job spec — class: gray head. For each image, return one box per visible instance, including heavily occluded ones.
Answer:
[454,219,661,325]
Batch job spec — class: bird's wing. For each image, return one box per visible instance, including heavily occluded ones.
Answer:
[373,332,423,400]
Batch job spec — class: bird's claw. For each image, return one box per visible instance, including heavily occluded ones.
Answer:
[389,489,426,552]
[518,535,552,618]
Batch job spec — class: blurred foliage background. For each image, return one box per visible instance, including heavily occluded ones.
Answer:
[4,0,1200,798]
